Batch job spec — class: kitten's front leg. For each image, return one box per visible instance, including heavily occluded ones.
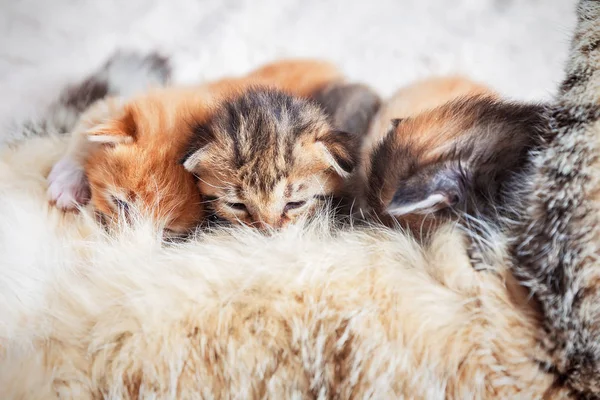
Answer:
[47,158,90,209]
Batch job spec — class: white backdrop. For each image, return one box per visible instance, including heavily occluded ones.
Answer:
[0,0,576,132]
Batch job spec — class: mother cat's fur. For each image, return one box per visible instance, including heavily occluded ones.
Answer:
[509,0,600,397]
[0,2,599,398]
[0,134,564,398]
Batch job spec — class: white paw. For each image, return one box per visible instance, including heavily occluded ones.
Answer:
[47,158,90,210]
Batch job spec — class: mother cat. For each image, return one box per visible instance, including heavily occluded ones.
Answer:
[509,0,600,396]
[0,1,599,399]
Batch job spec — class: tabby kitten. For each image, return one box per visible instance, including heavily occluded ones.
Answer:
[181,87,359,229]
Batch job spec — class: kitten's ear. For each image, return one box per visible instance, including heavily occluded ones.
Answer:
[390,118,403,128]
[180,124,216,173]
[86,109,137,145]
[316,130,360,177]
[386,164,468,216]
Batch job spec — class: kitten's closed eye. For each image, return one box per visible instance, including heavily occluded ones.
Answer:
[226,202,247,212]
[109,195,133,224]
[111,196,131,214]
[284,200,307,212]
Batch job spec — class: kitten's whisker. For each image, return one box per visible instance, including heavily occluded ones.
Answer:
[200,198,222,205]
[195,175,230,190]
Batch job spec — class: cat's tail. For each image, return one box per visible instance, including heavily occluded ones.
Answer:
[510,0,600,397]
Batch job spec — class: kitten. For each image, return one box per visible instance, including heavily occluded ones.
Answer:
[360,77,547,234]
[54,58,360,233]
[248,59,381,136]
[47,52,172,209]
[181,87,359,229]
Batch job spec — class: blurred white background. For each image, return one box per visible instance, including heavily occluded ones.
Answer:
[0,0,575,128]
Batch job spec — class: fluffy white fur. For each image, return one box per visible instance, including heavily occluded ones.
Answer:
[0,134,568,398]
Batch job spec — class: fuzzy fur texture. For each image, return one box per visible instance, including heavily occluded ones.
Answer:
[0,2,596,398]
[0,134,567,399]
[182,87,360,229]
[510,0,600,397]
[60,58,351,233]
[47,51,172,211]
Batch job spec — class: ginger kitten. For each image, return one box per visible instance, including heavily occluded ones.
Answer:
[181,87,359,229]
[47,52,172,210]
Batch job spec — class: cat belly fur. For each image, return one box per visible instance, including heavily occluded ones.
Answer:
[0,134,567,399]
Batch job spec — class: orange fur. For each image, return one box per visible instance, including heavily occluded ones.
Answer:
[246,59,343,96]
[83,60,345,232]
[358,76,546,245]
[357,76,497,233]
[362,76,496,163]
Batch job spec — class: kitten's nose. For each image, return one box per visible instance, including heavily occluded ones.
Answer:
[255,215,283,230]
[253,221,269,230]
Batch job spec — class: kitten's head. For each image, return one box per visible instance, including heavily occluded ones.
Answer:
[84,92,206,235]
[364,95,547,230]
[181,87,359,229]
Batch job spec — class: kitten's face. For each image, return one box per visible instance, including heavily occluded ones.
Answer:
[182,88,359,229]
[196,160,339,229]
[84,92,207,234]
[86,145,203,235]
[363,95,546,230]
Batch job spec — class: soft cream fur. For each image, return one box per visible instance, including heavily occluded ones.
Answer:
[0,135,567,398]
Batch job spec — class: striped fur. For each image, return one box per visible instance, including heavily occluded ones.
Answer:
[50,58,353,232]
[50,57,376,232]
[509,1,600,397]
[182,87,360,229]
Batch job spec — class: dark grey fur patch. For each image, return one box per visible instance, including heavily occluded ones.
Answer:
[559,66,593,95]
[61,76,109,115]
[139,52,171,84]
[47,51,171,136]
[311,82,381,136]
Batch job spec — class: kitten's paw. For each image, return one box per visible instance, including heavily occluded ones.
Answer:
[47,158,91,210]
